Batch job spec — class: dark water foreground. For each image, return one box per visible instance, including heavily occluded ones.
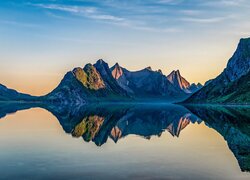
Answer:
[0,102,249,179]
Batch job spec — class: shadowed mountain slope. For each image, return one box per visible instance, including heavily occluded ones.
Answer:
[184,38,250,104]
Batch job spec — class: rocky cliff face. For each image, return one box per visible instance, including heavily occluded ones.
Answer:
[167,70,202,93]
[73,64,105,90]
[184,37,250,104]
[111,63,134,94]
[222,38,250,83]
[167,70,190,90]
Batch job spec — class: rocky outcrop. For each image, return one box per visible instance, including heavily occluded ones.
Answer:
[73,64,105,90]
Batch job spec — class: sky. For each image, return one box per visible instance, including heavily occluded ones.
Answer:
[0,0,250,95]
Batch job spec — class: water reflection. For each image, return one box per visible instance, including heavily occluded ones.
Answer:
[0,102,249,172]
[186,105,250,172]
[44,104,202,146]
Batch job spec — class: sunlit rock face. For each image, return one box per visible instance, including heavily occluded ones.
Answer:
[167,70,190,90]
[167,70,202,94]
[110,63,134,94]
[73,64,105,90]
[112,63,123,80]
[184,37,250,104]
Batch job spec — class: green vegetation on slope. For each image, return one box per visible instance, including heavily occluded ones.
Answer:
[184,71,250,104]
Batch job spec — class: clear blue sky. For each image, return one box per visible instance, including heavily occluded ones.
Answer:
[0,0,250,95]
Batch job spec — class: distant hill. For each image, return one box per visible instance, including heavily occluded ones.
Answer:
[0,84,36,102]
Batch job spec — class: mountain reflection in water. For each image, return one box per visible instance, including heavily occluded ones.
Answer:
[0,103,249,172]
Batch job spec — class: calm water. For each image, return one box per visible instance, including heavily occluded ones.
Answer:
[0,103,249,180]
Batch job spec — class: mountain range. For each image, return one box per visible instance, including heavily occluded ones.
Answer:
[1,37,250,104]
[0,59,202,104]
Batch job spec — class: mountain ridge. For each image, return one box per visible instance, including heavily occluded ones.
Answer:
[183,37,250,104]
[110,62,190,100]
[0,84,37,102]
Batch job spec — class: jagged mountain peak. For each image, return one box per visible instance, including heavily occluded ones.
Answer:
[113,62,123,70]
[167,70,190,90]
[114,62,120,67]
[111,63,124,80]
[166,70,202,93]
[96,59,106,64]
[157,69,163,74]
[83,63,94,69]
[223,37,250,83]
[145,66,152,71]
[94,59,111,77]
[196,83,202,88]
[168,70,181,81]
[94,59,129,96]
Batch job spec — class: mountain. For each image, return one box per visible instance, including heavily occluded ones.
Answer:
[0,84,36,102]
[183,38,250,104]
[94,60,128,96]
[45,60,130,105]
[110,63,186,100]
[167,70,202,93]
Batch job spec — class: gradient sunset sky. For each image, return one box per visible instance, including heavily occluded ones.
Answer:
[0,0,250,95]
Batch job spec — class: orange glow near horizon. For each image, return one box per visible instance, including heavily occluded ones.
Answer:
[0,55,228,96]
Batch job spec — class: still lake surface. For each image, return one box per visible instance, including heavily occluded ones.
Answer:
[0,103,249,180]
